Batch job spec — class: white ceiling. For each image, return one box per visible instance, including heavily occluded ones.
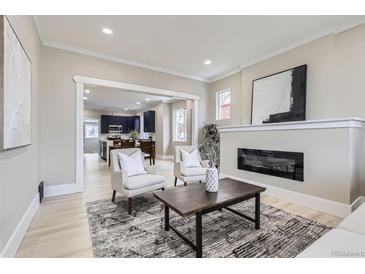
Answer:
[83,85,179,112]
[34,15,365,82]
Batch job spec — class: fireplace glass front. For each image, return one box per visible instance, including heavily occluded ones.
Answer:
[237,148,304,181]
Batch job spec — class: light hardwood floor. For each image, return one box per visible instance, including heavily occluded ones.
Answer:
[16,153,342,257]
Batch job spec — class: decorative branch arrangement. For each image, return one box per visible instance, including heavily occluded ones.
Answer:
[199,123,220,167]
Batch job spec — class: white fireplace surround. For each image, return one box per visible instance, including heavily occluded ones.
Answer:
[219,117,364,132]
[218,117,365,218]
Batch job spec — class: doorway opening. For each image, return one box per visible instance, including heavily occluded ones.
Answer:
[73,76,200,192]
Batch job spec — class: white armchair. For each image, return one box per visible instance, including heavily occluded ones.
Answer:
[110,148,166,214]
[174,146,210,187]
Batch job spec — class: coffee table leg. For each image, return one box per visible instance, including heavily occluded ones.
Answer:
[196,211,202,258]
[255,193,260,229]
[164,205,169,231]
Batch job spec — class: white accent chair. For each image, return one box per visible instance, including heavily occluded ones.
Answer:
[110,148,166,214]
[174,146,210,187]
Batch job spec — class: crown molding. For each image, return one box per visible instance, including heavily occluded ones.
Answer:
[211,18,365,82]
[33,16,210,83]
[209,68,242,83]
[33,16,365,85]
[334,16,365,34]
[42,40,211,83]
[239,18,365,70]
[73,75,200,100]
[32,15,45,42]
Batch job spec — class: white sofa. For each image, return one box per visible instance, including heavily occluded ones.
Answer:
[173,146,210,187]
[110,148,166,214]
[297,203,365,257]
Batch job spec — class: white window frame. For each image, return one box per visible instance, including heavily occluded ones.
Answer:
[216,88,231,121]
[173,108,187,142]
[84,120,99,139]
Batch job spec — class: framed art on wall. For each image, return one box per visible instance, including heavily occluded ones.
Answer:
[251,65,307,125]
[0,16,32,150]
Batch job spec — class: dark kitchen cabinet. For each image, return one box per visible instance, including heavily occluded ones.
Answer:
[110,115,121,125]
[124,117,135,133]
[100,115,111,134]
[100,114,141,133]
[120,117,127,133]
[143,110,155,132]
[134,116,140,132]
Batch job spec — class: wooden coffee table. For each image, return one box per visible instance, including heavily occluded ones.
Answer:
[153,178,266,258]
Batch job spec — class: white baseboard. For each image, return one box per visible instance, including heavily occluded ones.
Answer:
[351,196,365,211]
[44,182,83,198]
[156,154,174,160]
[221,173,354,218]
[1,193,40,258]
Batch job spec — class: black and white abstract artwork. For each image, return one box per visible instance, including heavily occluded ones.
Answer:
[1,16,32,150]
[251,65,307,125]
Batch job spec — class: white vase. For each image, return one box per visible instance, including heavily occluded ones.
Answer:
[206,167,219,192]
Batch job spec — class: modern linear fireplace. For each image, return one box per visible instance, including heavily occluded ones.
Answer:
[237,148,304,181]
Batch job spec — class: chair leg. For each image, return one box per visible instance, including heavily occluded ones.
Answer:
[174,177,177,187]
[128,197,132,214]
[149,157,152,165]
[112,190,116,202]
[184,182,187,187]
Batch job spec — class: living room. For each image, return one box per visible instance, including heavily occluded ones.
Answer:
[1,1,365,273]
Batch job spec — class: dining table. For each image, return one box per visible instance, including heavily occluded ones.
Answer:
[108,139,155,166]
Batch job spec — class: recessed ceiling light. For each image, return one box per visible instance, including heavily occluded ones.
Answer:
[124,108,128,111]
[145,98,150,101]
[83,96,88,100]
[84,89,91,94]
[204,59,212,65]
[102,28,113,35]
[136,101,141,105]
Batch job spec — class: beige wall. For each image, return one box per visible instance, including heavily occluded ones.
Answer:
[220,127,362,206]
[171,100,193,150]
[142,103,171,156]
[209,35,335,124]
[0,16,41,252]
[241,35,335,124]
[210,24,365,196]
[84,108,133,119]
[208,72,242,126]
[139,99,193,157]
[41,47,208,186]
[209,25,365,125]
[333,24,365,119]
[333,24,365,197]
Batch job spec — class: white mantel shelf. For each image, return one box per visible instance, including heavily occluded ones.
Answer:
[218,117,364,132]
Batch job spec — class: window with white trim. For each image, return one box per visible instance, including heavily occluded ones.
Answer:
[173,108,187,142]
[84,121,99,138]
[216,88,231,120]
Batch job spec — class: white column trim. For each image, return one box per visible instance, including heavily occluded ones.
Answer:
[192,99,199,146]
[73,75,200,100]
[68,76,200,199]
[76,82,84,192]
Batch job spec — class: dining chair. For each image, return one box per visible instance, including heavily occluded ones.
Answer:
[122,140,136,148]
[139,139,155,165]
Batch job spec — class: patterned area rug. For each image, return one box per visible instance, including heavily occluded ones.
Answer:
[86,194,330,258]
